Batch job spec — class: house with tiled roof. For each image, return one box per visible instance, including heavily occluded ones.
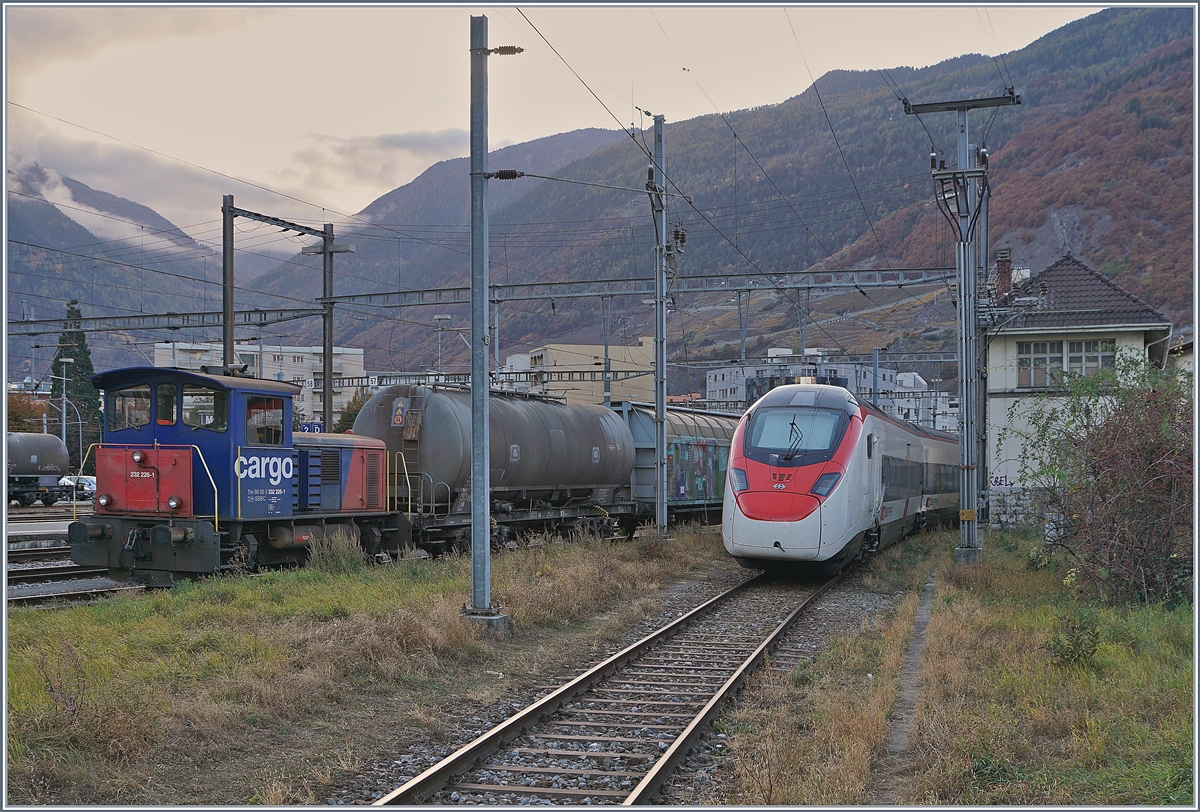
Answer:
[984,252,1173,528]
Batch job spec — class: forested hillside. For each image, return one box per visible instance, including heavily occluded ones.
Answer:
[7,7,1191,382]
[243,6,1190,373]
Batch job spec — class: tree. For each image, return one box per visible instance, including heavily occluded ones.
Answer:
[7,393,48,433]
[48,301,102,472]
[1006,352,1192,605]
[332,388,370,433]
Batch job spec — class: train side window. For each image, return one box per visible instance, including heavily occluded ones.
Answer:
[156,383,178,426]
[108,385,151,431]
[246,396,285,446]
[866,434,874,459]
[182,385,228,432]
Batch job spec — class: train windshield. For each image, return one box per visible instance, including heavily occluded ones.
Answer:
[745,406,847,463]
[108,385,151,431]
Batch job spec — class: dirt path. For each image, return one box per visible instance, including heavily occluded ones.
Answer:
[869,576,936,804]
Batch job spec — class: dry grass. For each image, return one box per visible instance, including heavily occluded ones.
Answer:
[715,526,1193,806]
[893,532,1193,805]
[720,593,919,804]
[5,523,730,804]
[718,530,943,804]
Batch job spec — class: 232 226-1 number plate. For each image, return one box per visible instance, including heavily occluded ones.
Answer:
[129,470,156,478]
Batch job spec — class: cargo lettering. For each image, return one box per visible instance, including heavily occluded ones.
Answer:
[235,455,294,485]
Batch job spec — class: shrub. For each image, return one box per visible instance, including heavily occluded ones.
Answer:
[1041,606,1100,668]
[1004,353,1192,605]
[306,530,367,575]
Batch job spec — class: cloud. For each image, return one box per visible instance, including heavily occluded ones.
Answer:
[20,165,152,245]
[6,7,288,93]
[276,129,469,197]
[7,121,336,247]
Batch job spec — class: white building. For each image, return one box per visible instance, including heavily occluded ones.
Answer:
[153,341,366,424]
[984,253,1172,527]
[704,348,957,429]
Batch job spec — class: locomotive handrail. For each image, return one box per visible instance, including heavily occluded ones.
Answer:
[188,445,220,534]
[236,445,243,521]
[76,442,101,522]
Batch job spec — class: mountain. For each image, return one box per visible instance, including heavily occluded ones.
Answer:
[7,166,220,376]
[240,6,1192,380]
[7,7,1192,389]
[245,127,627,302]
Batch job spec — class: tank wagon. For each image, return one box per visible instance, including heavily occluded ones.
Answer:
[723,383,959,574]
[69,367,740,585]
[7,432,73,506]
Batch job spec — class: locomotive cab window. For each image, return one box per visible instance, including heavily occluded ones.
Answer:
[183,385,227,432]
[156,383,177,426]
[108,384,151,431]
[246,396,285,446]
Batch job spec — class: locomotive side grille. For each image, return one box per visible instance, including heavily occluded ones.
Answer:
[365,453,383,510]
[322,450,341,485]
[771,472,794,483]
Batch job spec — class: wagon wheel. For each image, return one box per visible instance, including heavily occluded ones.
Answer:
[17,493,36,507]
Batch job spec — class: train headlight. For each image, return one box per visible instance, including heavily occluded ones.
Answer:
[730,467,749,493]
[811,472,842,497]
[167,496,182,510]
[132,450,145,464]
[97,494,111,507]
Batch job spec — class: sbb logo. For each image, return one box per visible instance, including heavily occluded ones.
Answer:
[236,455,294,485]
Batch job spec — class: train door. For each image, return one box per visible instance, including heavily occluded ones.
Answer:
[865,422,883,528]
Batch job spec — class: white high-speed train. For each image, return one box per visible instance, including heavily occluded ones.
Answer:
[722,384,959,573]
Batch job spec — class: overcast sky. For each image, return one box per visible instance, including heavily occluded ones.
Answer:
[6,4,1102,242]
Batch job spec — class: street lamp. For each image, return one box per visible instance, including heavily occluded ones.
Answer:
[57,397,84,468]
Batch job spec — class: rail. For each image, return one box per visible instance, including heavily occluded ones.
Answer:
[374,572,840,805]
[7,584,144,605]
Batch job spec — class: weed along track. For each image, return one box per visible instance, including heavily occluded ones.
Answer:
[375,573,840,805]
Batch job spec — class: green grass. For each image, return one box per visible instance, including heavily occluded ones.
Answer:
[909,529,1194,805]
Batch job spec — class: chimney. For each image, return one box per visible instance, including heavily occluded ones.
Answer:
[996,246,1013,298]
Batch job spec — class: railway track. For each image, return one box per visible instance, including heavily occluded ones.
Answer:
[7,505,93,522]
[7,583,142,606]
[6,564,108,585]
[6,545,72,563]
[375,572,839,806]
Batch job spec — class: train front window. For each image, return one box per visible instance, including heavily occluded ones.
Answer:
[246,396,285,446]
[156,384,178,426]
[745,407,846,462]
[183,385,227,432]
[108,385,151,431]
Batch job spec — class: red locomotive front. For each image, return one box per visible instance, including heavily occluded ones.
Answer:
[95,446,195,518]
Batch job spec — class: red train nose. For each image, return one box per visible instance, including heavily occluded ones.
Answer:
[736,491,820,522]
